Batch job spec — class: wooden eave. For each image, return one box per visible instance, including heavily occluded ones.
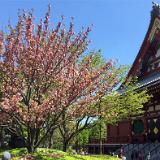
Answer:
[126,15,160,81]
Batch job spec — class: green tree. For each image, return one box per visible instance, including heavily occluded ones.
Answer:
[94,82,150,154]
[101,84,150,124]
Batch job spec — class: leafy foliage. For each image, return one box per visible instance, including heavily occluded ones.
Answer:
[100,84,150,124]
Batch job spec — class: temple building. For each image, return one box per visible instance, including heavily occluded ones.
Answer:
[88,2,160,154]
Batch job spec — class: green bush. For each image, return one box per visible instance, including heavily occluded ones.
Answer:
[67,146,76,156]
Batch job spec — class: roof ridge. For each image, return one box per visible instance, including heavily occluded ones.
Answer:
[151,2,160,18]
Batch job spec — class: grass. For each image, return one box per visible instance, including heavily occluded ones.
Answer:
[0,148,120,160]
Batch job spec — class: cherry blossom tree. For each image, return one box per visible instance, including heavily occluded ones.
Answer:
[0,7,121,152]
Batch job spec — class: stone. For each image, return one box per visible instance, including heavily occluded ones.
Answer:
[2,151,11,160]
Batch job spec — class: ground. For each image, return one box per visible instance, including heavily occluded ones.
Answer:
[0,148,120,160]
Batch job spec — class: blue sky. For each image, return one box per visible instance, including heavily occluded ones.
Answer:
[0,0,159,65]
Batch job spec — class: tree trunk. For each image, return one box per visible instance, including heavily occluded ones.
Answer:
[99,120,103,154]
[0,127,3,147]
[48,129,54,148]
[63,140,68,152]
[27,145,36,153]
[27,128,39,153]
[75,139,79,153]
[98,100,103,155]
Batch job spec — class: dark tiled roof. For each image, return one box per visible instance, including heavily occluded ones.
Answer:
[139,72,160,88]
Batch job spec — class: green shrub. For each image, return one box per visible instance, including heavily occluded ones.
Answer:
[67,146,76,156]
